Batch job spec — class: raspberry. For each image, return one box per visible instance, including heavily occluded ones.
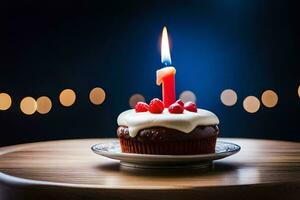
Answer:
[175,99,184,107]
[184,101,197,112]
[135,102,149,112]
[168,103,184,114]
[149,98,164,114]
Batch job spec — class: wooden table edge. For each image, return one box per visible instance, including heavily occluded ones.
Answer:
[1,171,300,191]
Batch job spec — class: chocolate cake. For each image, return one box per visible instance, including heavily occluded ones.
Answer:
[117,125,219,155]
[117,104,220,155]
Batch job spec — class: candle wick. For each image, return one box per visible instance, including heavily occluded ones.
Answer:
[163,61,171,66]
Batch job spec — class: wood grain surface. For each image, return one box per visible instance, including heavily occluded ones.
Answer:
[0,138,299,200]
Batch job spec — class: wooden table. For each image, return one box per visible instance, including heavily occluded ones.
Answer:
[0,138,299,200]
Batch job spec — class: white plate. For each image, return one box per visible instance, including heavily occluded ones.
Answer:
[91,140,240,169]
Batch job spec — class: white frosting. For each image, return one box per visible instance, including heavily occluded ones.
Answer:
[117,108,219,137]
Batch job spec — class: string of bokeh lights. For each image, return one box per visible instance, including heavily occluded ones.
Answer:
[0,85,299,115]
[0,87,106,115]
[130,85,300,114]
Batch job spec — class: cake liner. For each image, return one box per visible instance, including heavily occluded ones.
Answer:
[119,136,217,155]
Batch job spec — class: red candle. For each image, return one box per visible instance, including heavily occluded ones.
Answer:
[156,67,176,107]
[156,26,176,107]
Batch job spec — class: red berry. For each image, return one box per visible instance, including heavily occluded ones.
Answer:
[135,102,149,112]
[184,101,197,112]
[175,99,184,107]
[168,103,184,114]
[149,98,164,114]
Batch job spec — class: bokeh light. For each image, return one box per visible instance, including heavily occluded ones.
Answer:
[59,89,76,107]
[243,96,260,113]
[261,90,278,108]
[220,89,238,106]
[89,87,106,105]
[37,96,52,114]
[0,93,12,111]
[298,85,300,98]
[179,91,196,103]
[129,94,145,108]
[20,97,37,115]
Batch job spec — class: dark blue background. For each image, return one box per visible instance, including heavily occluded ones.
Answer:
[0,0,299,146]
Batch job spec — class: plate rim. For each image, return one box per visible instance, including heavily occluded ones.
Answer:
[91,140,241,159]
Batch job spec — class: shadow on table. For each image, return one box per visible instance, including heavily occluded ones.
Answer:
[96,161,243,177]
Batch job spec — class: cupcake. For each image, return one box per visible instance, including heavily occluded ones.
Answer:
[117,26,219,155]
[117,99,219,155]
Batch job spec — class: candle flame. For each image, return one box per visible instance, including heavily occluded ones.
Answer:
[161,26,172,66]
